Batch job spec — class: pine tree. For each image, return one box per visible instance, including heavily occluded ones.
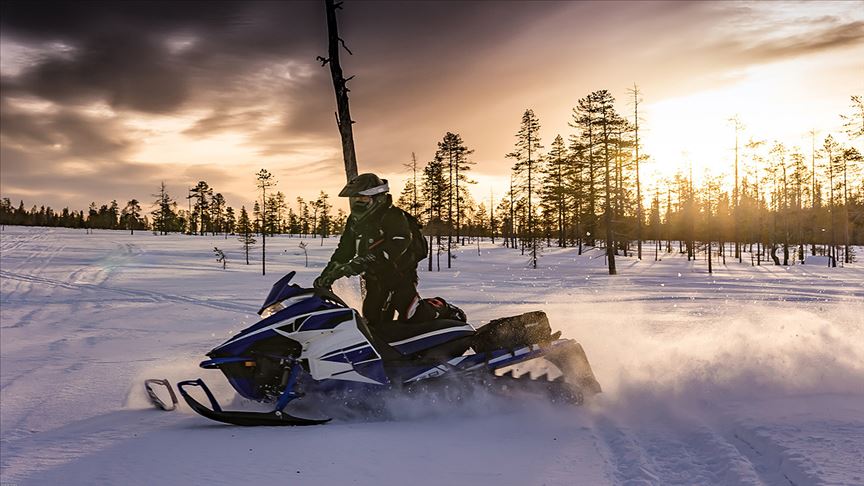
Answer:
[121,199,142,235]
[838,147,861,263]
[296,197,310,237]
[189,181,212,235]
[841,95,864,140]
[400,152,423,218]
[151,182,177,235]
[421,155,447,271]
[210,193,225,237]
[507,109,543,268]
[570,95,599,247]
[0,198,12,227]
[592,90,626,275]
[541,134,570,247]
[823,135,841,267]
[237,206,256,265]
[333,208,347,234]
[224,206,236,237]
[314,191,332,245]
[790,149,809,263]
[397,178,422,217]
[108,200,120,229]
[435,132,473,267]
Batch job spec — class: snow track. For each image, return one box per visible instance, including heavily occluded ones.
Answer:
[1,227,862,485]
[591,408,808,486]
[0,269,256,315]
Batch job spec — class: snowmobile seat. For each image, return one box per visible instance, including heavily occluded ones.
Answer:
[472,311,556,352]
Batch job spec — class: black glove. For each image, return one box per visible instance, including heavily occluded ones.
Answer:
[313,273,335,290]
[342,254,376,277]
[314,262,342,290]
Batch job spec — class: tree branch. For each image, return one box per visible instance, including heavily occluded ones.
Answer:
[338,37,353,55]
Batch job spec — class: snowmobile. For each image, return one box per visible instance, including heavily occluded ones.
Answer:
[163,271,601,426]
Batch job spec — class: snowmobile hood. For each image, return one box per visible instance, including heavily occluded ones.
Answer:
[258,271,349,316]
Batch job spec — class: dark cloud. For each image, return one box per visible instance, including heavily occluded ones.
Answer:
[51,110,133,158]
[0,1,244,40]
[743,20,864,61]
[1,100,134,158]
[182,108,268,137]
[1,1,325,113]
[0,99,56,147]
[20,34,189,113]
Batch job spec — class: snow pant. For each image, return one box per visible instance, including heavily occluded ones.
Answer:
[361,271,438,327]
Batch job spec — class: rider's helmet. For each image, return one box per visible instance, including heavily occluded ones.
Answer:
[338,173,390,219]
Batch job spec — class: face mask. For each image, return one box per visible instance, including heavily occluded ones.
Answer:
[350,197,372,214]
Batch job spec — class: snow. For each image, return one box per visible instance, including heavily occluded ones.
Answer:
[2,226,862,485]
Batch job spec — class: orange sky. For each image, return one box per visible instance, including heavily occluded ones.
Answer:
[1,1,862,213]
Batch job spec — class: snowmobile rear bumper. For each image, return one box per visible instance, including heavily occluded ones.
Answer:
[176,378,330,426]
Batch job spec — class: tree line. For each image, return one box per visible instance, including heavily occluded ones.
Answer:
[398,92,863,273]
[1,178,347,241]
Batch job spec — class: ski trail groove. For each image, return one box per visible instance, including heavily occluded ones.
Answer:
[591,411,776,486]
[0,270,256,314]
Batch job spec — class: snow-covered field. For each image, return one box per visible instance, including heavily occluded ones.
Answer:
[1,226,862,486]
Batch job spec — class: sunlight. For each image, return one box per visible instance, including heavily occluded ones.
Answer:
[126,112,259,168]
[640,53,860,191]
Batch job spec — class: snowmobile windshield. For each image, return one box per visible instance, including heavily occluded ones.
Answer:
[259,293,317,318]
[260,301,285,319]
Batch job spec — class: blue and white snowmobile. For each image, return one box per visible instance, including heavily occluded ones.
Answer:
[169,271,601,426]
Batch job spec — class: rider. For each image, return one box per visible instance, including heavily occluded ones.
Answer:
[313,173,441,327]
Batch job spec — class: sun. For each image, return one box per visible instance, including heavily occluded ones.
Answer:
[639,54,859,193]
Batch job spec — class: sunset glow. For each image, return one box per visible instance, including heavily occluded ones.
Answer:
[1,1,862,211]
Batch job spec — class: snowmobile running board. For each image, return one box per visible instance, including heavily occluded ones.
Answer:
[176,378,330,427]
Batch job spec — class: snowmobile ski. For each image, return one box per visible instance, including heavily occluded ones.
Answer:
[177,378,330,426]
[144,378,178,411]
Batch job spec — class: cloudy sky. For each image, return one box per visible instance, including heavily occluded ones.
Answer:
[1,0,862,212]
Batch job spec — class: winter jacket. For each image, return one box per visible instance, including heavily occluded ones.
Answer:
[325,196,416,281]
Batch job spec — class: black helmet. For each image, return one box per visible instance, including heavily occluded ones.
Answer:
[338,173,389,197]
[339,173,390,219]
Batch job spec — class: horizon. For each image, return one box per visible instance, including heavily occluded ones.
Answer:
[1,0,862,213]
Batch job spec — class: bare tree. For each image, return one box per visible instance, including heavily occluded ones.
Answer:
[729,115,744,262]
[628,84,644,260]
[319,0,358,180]
[256,169,276,276]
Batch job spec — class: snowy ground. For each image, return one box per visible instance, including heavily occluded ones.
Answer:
[1,226,862,486]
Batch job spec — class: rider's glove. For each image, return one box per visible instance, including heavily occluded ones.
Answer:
[313,273,336,290]
[342,254,376,277]
[314,262,343,290]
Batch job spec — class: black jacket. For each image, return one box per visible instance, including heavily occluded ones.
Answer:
[326,196,416,281]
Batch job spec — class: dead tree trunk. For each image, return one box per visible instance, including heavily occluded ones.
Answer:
[321,0,358,181]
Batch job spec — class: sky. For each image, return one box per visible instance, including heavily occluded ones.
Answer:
[1,0,862,213]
